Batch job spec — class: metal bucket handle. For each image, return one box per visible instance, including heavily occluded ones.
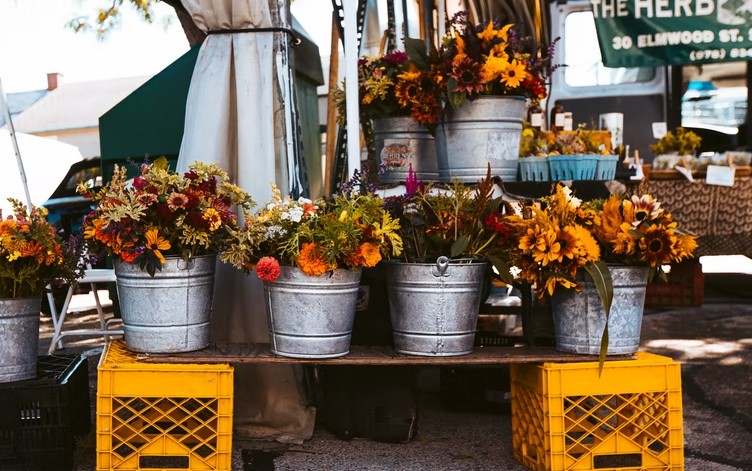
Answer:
[177,256,196,271]
[432,256,450,277]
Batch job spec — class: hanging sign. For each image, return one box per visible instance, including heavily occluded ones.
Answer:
[591,0,752,67]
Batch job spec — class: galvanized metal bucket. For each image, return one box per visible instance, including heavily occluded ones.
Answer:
[0,297,41,382]
[551,265,650,355]
[435,96,525,183]
[114,254,216,353]
[264,266,362,359]
[386,258,487,356]
[373,117,438,183]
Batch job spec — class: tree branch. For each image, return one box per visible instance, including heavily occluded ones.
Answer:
[161,0,206,47]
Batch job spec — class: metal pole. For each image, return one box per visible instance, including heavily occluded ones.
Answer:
[344,1,361,178]
[0,76,33,209]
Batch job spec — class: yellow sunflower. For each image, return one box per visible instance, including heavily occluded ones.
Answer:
[499,59,528,89]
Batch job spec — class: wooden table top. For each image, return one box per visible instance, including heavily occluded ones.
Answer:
[137,343,624,366]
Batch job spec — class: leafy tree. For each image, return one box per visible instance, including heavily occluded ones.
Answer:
[67,0,206,46]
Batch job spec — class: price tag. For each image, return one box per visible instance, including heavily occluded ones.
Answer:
[652,122,668,139]
[706,165,735,187]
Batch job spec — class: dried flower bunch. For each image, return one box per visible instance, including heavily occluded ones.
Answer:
[428,11,558,109]
[79,158,254,276]
[383,166,514,281]
[223,184,403,282]
[0,199,84,298]
[507,184,698,298]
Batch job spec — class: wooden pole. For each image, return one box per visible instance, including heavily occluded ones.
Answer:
[324,12,340,196]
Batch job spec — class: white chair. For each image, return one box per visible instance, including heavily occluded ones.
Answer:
[46,266,123,354]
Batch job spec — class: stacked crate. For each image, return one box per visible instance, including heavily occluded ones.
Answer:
[645,259,704,307]
[96,341,233,471]
[511,352,684,471]
[0,354,90,471]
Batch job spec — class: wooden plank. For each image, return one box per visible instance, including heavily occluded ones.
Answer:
[137,343,627,365]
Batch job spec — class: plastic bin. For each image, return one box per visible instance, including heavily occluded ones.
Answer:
[96,341,234,471]
[519,156,550,182]
[548,155,599,180]
[595,155,619,180]
[0,353,89,471]
[511,352,683,471]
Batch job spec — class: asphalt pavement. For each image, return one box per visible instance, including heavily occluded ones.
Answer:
[34,257,752,471]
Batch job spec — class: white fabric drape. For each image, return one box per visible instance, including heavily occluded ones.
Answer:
[176,0,314,444]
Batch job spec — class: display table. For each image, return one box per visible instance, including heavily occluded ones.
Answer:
[137,343,616,365]
[647,177,752,257]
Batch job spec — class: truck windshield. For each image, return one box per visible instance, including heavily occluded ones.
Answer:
[563,10,655,87]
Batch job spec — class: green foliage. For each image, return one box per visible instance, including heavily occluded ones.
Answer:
[384,167,514,283]
[650,127,702,156]
[66,0,162,39]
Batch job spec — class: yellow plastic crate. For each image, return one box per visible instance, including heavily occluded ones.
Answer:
[96,341,233,471]
[511,352,683,471]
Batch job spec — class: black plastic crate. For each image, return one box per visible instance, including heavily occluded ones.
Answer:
[0,354,90,471]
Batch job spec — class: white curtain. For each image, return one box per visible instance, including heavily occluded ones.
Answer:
[176,0,315,444]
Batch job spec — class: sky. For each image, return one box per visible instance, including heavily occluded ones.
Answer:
[0,0,334,94]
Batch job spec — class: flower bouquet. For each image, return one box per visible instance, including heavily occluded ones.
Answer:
[334,50,442,127]
[423,11,557,109]
[79,157,254,276]
[507,184,697,362]
[1,199,84,298]
[406,11,560,182]
[223,183,402,280]
[78,157,254,353]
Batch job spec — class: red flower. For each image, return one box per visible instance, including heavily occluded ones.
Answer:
[256,256,281,282]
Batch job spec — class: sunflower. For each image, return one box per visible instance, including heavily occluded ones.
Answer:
[638,225,677,266]
[499,59,528,89]
[533,228,562,266]
[448,57,485,95]
[394,70,422,108]
[627,194,663,226]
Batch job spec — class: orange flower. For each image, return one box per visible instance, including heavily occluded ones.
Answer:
[144,228,170,265]
[296,242,336,276]
[357,242,382,267]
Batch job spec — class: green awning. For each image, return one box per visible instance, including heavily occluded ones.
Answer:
[99,45,200,174]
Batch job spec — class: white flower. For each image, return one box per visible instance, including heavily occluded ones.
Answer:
[264,225,286,240]
[561,185,581,208]
[288,206,305,223]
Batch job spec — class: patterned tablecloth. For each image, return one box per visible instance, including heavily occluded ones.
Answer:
[647,177,752,257]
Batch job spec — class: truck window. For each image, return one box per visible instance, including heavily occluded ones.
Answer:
[563,11,654,87]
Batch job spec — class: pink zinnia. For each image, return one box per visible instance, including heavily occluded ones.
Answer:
[256,257,281,282]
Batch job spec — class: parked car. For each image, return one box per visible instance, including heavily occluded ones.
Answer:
[42,157,102,239]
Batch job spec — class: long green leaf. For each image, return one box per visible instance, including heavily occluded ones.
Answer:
[583,261,613,374]
[486,254,514,285]
[450,235,469,258]
[404,38,430,71]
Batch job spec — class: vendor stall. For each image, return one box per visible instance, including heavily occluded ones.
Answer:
[647,177,752,258]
